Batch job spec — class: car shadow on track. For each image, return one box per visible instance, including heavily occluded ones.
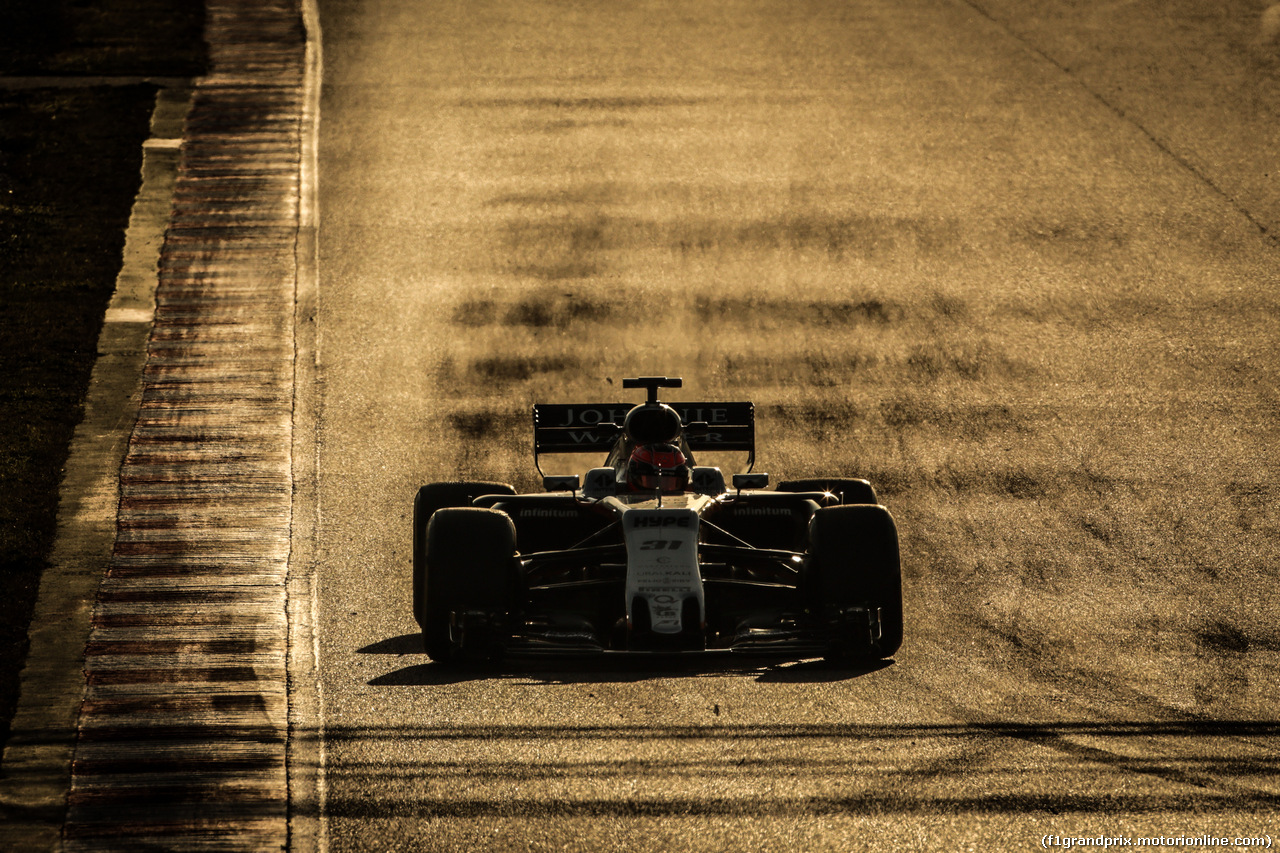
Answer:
[359,633,893,685]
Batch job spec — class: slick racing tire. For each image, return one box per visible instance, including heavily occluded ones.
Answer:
[412,481,515,626]
[778,478,878,507]
[421,507,518,664]
[807,504,903,661]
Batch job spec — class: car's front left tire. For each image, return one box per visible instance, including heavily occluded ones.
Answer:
[806,504,903,661]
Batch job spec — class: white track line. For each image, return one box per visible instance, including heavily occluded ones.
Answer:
[287,0,329,850]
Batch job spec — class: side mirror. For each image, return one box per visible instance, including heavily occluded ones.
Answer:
[543,474,580,493]
[690,466,726,495]
[582,467,618,498]
[732,473,769,491]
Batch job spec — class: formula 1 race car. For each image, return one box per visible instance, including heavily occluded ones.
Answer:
[412,377,902,664]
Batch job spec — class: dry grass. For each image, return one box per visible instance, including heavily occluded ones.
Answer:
[0,0,205,748]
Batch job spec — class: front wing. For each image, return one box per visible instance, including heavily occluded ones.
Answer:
[444,536,884,659]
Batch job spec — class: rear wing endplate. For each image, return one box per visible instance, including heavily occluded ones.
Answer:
[533,401,755,472]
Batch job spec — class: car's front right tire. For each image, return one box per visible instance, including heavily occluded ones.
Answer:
[419,507,518,664]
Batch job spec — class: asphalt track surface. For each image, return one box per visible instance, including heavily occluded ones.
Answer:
[312,1,1280,851]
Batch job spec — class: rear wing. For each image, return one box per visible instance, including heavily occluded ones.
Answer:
[533,401,755,472]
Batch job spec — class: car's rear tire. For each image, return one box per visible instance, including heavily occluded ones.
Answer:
[807,504,903,661]
[421,507,518,663]
[413,481,515,625]
[778,478,878,506]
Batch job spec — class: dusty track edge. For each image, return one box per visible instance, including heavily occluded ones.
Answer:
[287,0,328,850]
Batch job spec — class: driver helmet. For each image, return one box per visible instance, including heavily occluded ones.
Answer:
[627,443,689,493]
